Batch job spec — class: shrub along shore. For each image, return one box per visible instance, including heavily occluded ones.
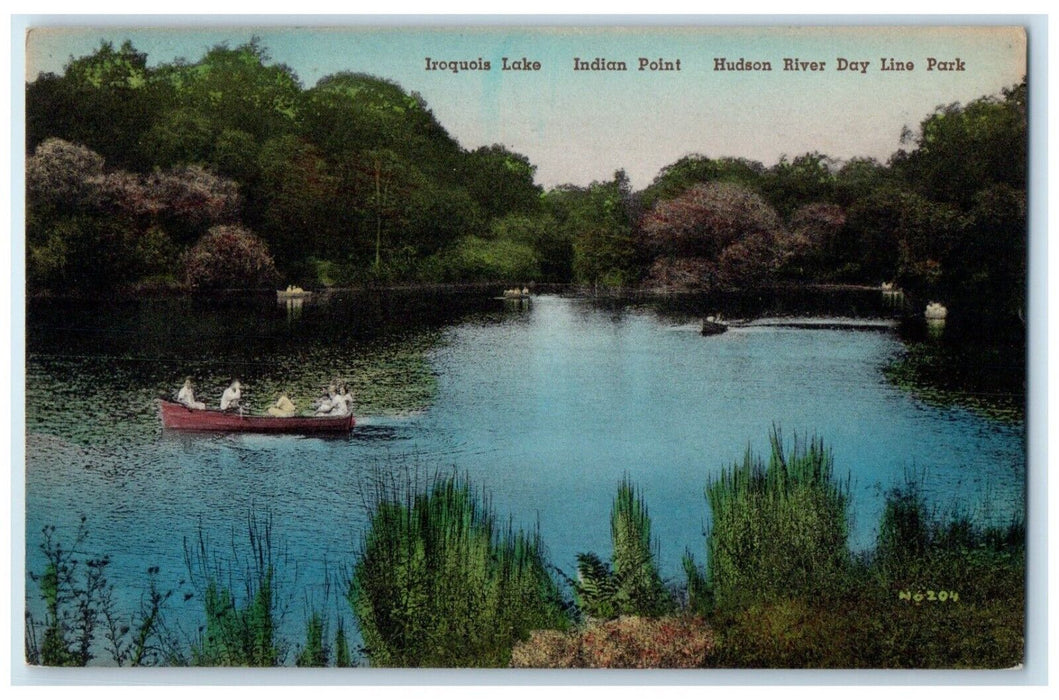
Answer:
[26,430,1024,669]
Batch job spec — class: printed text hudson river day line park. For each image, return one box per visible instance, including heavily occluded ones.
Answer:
[423,56,968,73]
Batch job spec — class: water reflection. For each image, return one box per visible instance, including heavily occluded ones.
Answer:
[501,296,532,312]
[589,285,909,328]
[281,295,305,321]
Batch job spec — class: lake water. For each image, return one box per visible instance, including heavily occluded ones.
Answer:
[23,289,1026,660]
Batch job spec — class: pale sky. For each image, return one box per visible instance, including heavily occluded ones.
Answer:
[24,23,1027,189]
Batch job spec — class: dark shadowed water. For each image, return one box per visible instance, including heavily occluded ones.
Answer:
[24,288,1025,662]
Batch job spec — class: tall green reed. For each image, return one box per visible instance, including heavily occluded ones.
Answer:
[349,474,570,667]
[333,617,353,667]
[575,476,674,619]
[873,472,1025,588]
[184,511,287,666]
[293,565,352,667]
[295,611,328,667]
[705,430,850,610]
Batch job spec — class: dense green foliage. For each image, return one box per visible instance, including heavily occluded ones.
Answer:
[703,432,850,610]
[684,434,1023,668]
[703,478,1024,669]
[27,40,1026,346]
[574,478,674,620]
[26,41,540,290]
[348,475,570,667]
[554,171,642,287]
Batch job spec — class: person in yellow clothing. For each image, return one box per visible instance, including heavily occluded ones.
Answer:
[267,391,297,417]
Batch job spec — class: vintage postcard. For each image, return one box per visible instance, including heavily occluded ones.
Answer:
[18,19,1034,679]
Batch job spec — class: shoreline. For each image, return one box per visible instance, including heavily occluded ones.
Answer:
[26,280,894,302]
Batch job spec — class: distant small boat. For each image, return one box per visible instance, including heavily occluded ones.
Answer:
[159,400,354,434]
[925,302,948,320]
[701,316,728,336]
[277,286,312,300]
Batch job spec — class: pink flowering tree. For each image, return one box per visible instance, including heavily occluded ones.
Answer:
[26,138,106,211]
[640,182,785,289]
[148,166,242,244]
[779,202,848,280]
[182,225,279,291]
[26,138,246,293]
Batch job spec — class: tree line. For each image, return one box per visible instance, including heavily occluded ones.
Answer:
[26,39,1026,328]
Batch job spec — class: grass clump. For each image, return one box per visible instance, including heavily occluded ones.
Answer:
[700,466,1024,669]
[294,611,328,667]
[575,477,675,620]
[873,475,1024,589]
[333,618,353,667]
[348,474,570,667]
[184,512,285,666]
[705,430,849,610]
[861,477,1025,668]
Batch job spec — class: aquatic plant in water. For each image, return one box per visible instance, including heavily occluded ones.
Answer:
[349,474,571,667]
[184,512,286,666]
[25,517,177,667]
[704,430,850,610]
[574,477,674,620]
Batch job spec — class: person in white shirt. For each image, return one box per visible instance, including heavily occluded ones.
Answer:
[331,384,354,416]
[177,377,206,410]
[327,386,346,416]
[314,382,337,415]
[220,379,242,411]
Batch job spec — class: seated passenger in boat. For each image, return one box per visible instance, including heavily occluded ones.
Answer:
[329,384,354,416]
[220,379,242,411]
[313,383,337,415]
[267,392,296,418]
[177,377,206,410]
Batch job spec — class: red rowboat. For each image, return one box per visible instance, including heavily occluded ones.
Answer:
[159,399,354,434]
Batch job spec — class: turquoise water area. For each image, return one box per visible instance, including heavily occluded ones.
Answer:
[24,290,1025,657]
